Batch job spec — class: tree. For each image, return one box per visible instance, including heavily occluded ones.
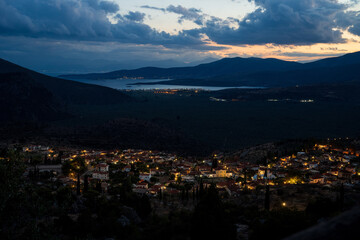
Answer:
[62,160,72,177]
[57,151,64,164]
[265,185,270,211]
[243,167,248,190]
[158,188,162,201]
[150,176,159,183]
[181,189,185,202]
[265,166,270,211]
[83,175,89,193]
[191,184,236,239]
[211,158,218,169]
[29,154,43,180]
[199,180,204,198]
[0,150,25,218]
[339,183,344,211]
[70,157,87,195]
[177,175,182,183]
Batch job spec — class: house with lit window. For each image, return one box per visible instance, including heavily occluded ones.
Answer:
[92,163,109,180]
[139,173,152,182]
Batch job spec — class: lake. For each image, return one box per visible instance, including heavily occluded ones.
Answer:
[63,78,262,91]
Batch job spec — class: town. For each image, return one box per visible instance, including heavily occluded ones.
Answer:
[14,141,360,211]
[2,139,360,239]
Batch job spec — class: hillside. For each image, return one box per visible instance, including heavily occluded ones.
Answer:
[60,51,360,88]
[0,72,67,122]
[304,51,360,68]
[0,58,132,123]
[0,59,206,154]
[60,57,302,80]
[213,82,360,103]
[132,58,360,88]
[0,58,131,105]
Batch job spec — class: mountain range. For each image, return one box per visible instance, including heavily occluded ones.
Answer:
[3,51,360,123]
[60,51,360,87]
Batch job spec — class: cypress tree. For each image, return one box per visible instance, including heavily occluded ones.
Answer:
[265,185,270,211]
[159,188,162,201]
[264,161,270,211]
[199,180,204,198]
[212,158,218,169]
[244,167,247,190]
[76,172,81,195]
[96,181,102,193]
[339,183,344,211]
[83,175,89,193]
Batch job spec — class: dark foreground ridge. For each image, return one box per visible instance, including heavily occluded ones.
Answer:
[0,58,131,108]
[285,207,360,240]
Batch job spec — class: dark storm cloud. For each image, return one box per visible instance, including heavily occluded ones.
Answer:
[98,0,119,13]
[140,5,166,12]
[200,0,351,45]
[166,5,204,25]
[1,0,359,74]
[124,11,146,22]
[0,0,206,48]
[87,0,119,13]
[0,0,359,50]
[140,1,360,45]
[141,4,205,25]
[336,10,360,36]
[0,36,221,74]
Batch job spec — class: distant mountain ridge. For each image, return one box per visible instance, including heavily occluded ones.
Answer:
[61,52,360,87]
[164,62,360,88]
[60,57,303,80]
[132,51,360,87]
[305,51,360,68]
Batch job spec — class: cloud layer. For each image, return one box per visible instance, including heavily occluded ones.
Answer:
[0,0,359,46]
[0,0,206,48]
[201,0,351,45]
[0,0,359,73]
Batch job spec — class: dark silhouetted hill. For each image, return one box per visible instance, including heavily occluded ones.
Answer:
[131,52,360,87]
[0,72,67,122]
[305,51,360,68]
[60,51,360,88]
[0,59,208,154]
[0,58,131,105]
[60,57,302,80]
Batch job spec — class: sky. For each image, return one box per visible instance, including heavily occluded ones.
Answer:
[0,0,360,74]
